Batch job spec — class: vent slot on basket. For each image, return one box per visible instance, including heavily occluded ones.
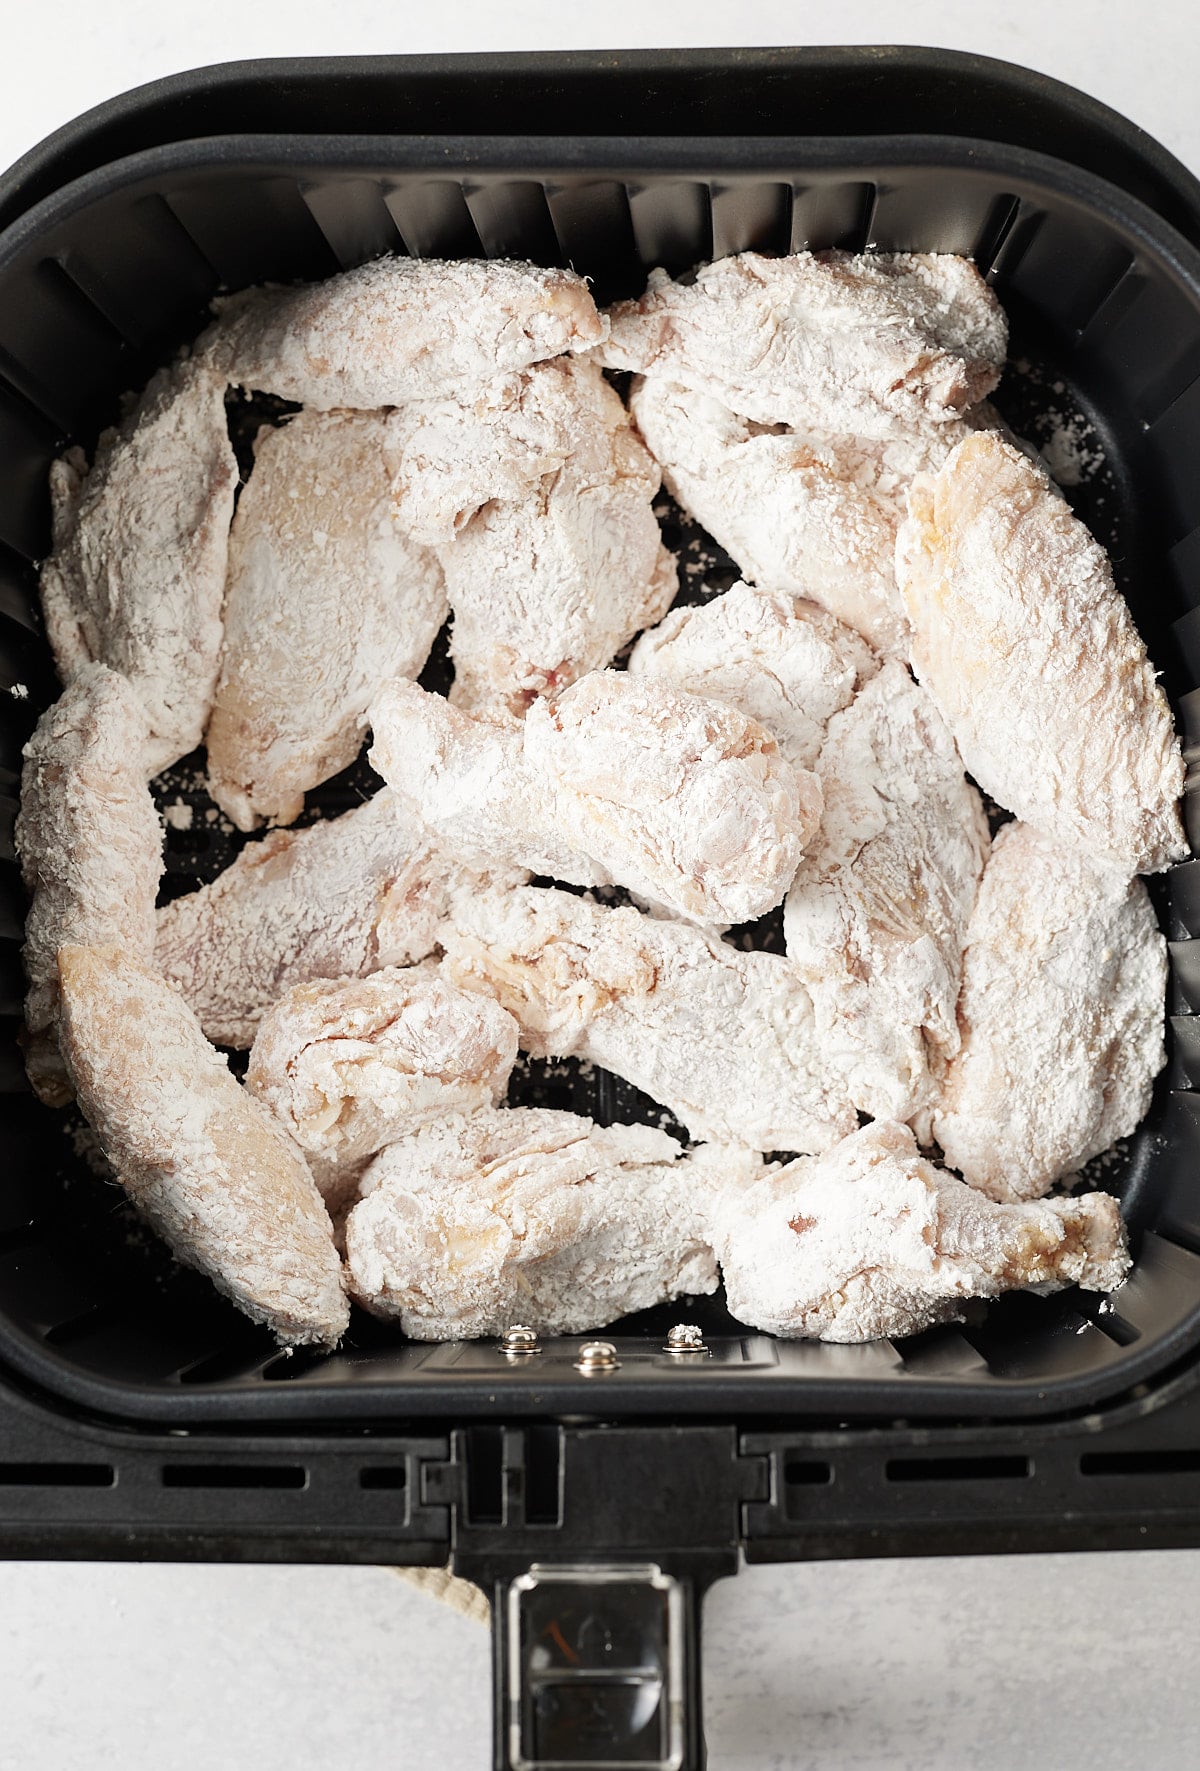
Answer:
[1080,1448,1200,1476]
[0,1462,114,1486]
[885,1455,1031,1483]
[359,1465,408,1491]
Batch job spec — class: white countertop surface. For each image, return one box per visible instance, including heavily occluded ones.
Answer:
[2,4,1197,1767]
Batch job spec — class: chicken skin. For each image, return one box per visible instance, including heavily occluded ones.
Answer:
[712,1120,1130,1342]
[246,968,519,1204]
[442,885,856,1153]
[388,358,674,722]
[15,666,163,1105]
[344,1109,756,1338]
[603,252,1007,438]
[156,789,524,1049]
[205,409,448,831]
[933,822,1168,1201]
[627,580,878,773]
[784,662,989,1132]
[897,432,1186,874]
[370,673,819,926]
[57,946,348,1347]
[202,256,605,409]
[39,354,237,773]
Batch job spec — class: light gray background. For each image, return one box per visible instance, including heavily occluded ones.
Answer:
[2,4,1197,1767]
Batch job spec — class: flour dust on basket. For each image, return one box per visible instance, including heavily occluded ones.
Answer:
[22,248,1180,1348]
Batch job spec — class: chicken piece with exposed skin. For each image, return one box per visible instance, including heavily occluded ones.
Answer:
[387,358,674,722]
[897,432,1186,874]
[344,1109,759,1338]
[57,945,348,1347]
[603,252,1007,438]
[932,822,1168,1202]
[370,673,820,927]
[201,257,606,410]
[627,580,878,773]
[246,968,519,1205]
[442,885,857,1153]
[712,1120,1130,1342]
[784,661,989,1132]
[206,409,448,831]
[15,665,163,1106]
[156,788,525,1049]
[39,355,238,773]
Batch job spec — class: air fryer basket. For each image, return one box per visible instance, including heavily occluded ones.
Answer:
[3,59,1200,1438]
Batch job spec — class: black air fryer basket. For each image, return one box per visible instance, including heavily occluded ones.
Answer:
[5,48,1200,1770]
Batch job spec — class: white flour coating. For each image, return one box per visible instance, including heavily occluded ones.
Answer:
[601,252,1007,438]
[162,800,193,832]
[442,885,857,1152]
[370,673,819,926]
[57,945,348,1347]
[39,354,238,773]
[206,409,448,831]
[15,666,163,1106]
[712,1120,1130,1341]
[246,967,519,1205]
[388,358,673,722]
[155,788,526,1048]
[201,257,606,409]
[784,662,989,1133]
[627,580,878,773]
[344,1108,760,1337]
[933,822,1168,1201]
[897,432,1186,874]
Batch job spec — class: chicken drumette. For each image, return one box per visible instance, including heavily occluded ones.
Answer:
[370,672,819,927]
[344,1109,758,1338]
[15,665,163,1105]
[39,354,238,773]
[897,432,1186,874]
[246,968,519,1205]
[205,409,448,831]
[712,1120,1130,1342]
[932,822,1168,1201]
[58,946,347,1347]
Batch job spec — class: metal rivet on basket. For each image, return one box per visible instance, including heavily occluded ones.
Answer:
[574,1340,619,1373]
[499,1324,541,1356]
[665,1323,708,1355]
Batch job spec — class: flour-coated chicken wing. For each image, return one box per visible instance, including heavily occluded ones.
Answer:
[15,665,163,1105]
[205,409,447,830]
[246,968,519,1204]
[39,355,237,773]
[202,257,605,409]
[712,1120,1130,1341]
[932,822,1168,1201]
[57,945,347,1347]
[783,661,989,1132]
[442,885,856,1152]
[896,432,1186,874]
[604,252,1006,438]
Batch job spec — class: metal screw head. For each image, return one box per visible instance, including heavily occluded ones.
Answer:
[574,1340,619,1372]
[499,1324,541,1356]
[665,1323,708,1354]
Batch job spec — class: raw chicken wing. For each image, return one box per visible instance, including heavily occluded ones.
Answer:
[784,662,989,1130]
[39,355,237,773]
[713,1120,1130,1341]
[247,967,519,1203]
[627,579,878,772]
[371,674,818,925]
[206,409,447,830]
[933,822,1168,1201]
[603,252,1006,438]
[202,257,605,409]
[57,946,347,1347]
[344,1109,756,1337]
[156,788,524,1048]
[442,885,857,1152]
[897,432,1186,873]
[15,665,163,1105]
